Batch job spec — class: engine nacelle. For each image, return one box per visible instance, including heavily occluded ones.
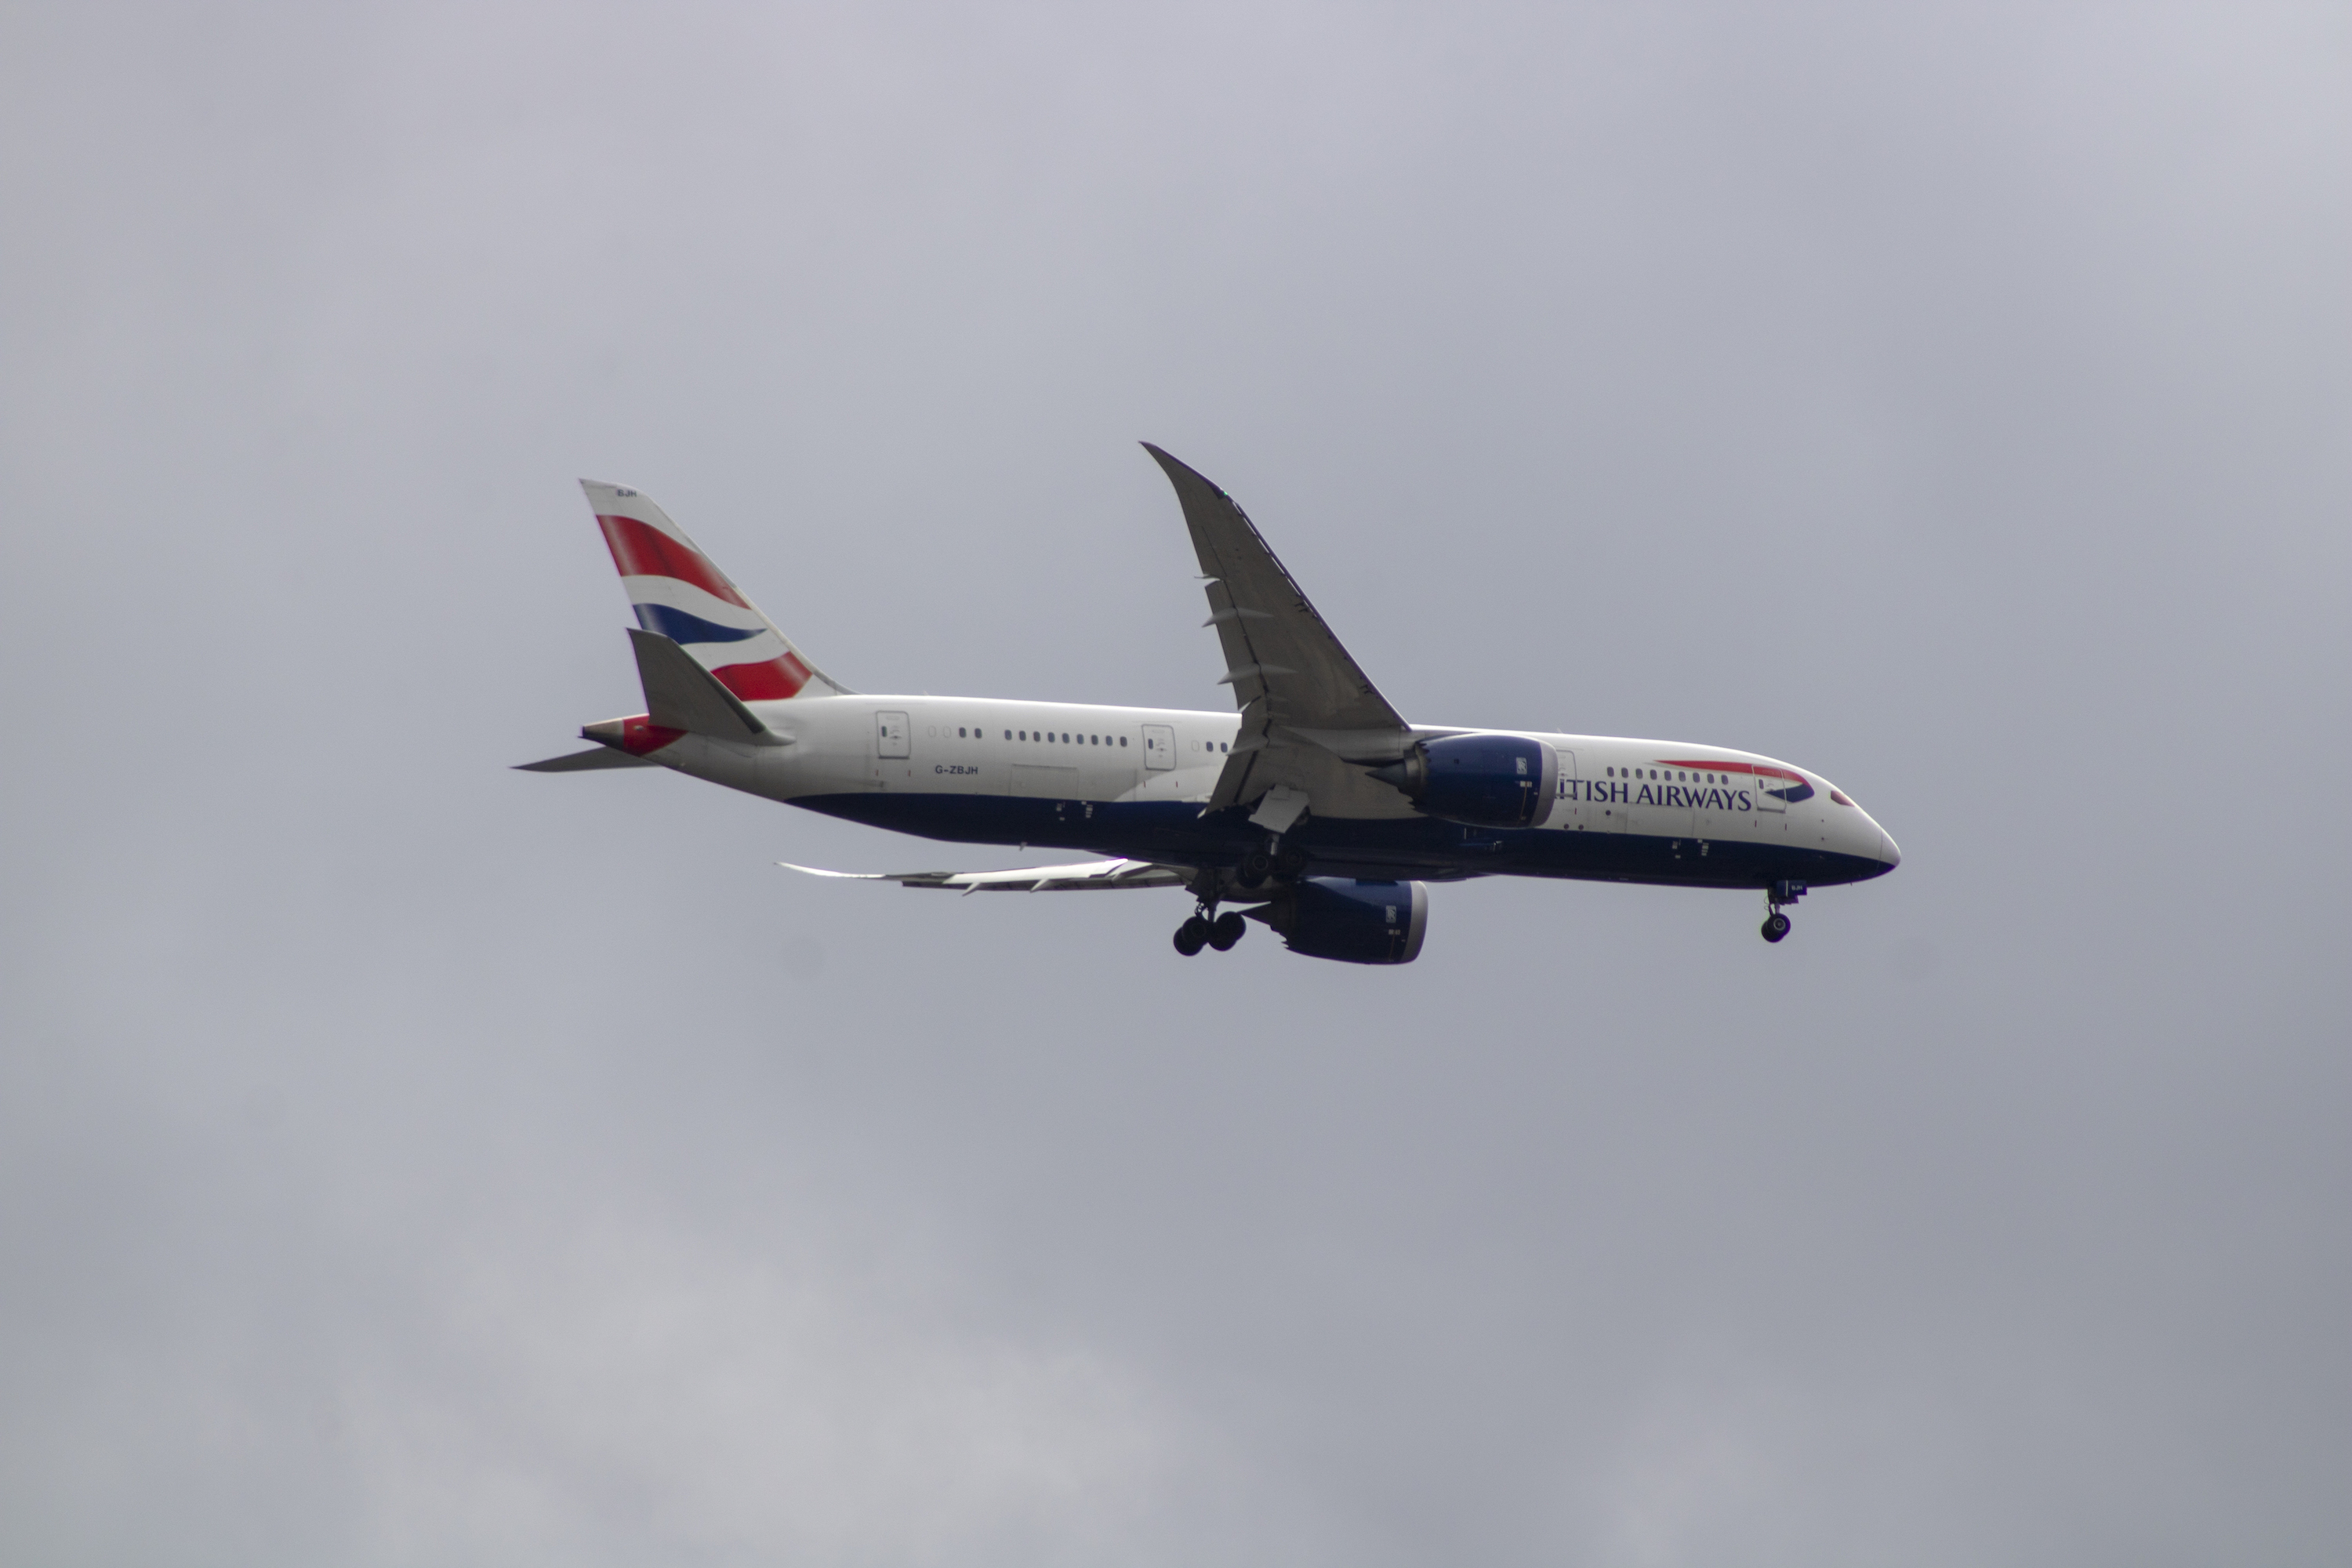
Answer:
[1370,734,1558,829]
[1250,877,1429,964]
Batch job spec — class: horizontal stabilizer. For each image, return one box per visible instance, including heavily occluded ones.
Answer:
[630,627,767,739]
[513,747,658,773]
[782,858,1192,893]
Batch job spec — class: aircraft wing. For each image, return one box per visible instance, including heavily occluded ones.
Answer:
[781,858,1195,892]
[1142,445,1417,824]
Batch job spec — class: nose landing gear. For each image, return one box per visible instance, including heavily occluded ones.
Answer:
[1760,880,1806,944]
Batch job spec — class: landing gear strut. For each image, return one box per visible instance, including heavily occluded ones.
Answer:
[1760,879,1806,944]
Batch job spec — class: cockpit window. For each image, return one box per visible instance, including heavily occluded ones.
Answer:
[1830,788,1855,807]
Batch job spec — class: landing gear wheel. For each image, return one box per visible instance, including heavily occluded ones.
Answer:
[1238,849,1273,887]
[1208,911,1247,951]
[1761,912,1791,943]
[1276,844,1309,877]
[1174,916,1210,956]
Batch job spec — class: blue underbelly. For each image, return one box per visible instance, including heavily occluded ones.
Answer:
[786,793,1890,890]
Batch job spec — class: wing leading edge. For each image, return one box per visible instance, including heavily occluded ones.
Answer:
[781,858,1196,892]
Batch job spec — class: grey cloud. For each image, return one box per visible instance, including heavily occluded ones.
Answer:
[2,3,2347,1565]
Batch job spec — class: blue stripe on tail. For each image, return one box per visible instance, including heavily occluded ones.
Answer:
[633,603,765,644]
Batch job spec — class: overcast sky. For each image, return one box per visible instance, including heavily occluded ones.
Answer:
[2,4,2347,1564]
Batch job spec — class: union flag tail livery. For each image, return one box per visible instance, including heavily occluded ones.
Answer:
[521,451,1900,963]
[583,480,848,703]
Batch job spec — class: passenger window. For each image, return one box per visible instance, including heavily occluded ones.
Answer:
[1219,742,1228,753]
[1120,736,1127,746]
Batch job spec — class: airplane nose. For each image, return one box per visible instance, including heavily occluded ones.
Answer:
[1879,829,1901,868]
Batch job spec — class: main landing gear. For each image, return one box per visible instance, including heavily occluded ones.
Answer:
[1760,879,1807,944]
[1180,836,1304,954]
[1174,907,1247,956]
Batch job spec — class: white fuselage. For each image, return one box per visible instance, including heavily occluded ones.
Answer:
[636,693,1899,877]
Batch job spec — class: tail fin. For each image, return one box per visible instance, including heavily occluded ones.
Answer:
[580,481,851,702]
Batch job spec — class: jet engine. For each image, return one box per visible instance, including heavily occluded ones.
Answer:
[1370,734,1558,829]
[1249,877,1428,964]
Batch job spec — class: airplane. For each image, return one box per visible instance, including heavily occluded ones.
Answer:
[519,445,1900,963]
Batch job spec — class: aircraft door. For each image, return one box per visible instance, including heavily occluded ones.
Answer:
[876,711,911,759]
[1553,748,1588,829]
[1751,763,1785,813]
[1141,724,1175,771]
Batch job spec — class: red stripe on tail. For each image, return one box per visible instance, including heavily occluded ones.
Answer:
[711,654,813,701]
[597,514,752,609]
